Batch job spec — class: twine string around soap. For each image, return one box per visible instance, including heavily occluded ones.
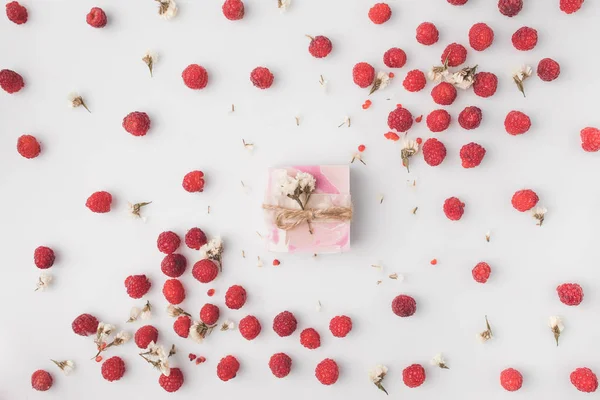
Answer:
[262,204,353,234]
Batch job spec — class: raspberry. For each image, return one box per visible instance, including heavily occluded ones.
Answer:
[86,191,112,213]
[0,69,24,93]
[225,285,247,309]
[498,0,523,16]
[391,294,417,317]
[217,355,240,381]
[511,189,539,212]
[352,62,375,88]
[441,43,467,67]
[383,47,406,68]
[403,364,426,388]
[426,109,451,132]
[72,313,99,336]
[368,3,391,24]
[125,274,151,299]
[250,67,274,89]
[431,82,457,105]
[200,303,220,325]
[239,315,261,340]
[472,262,491,283]
[403,69,426,92]
[222,0,244,20]
[571,367,598,393]
[308,35,332,58]
[460,142,486,168]
[473,72,497,98]
[159,367,184,392]
[6,1,27,24]
[556,283,584,306]
[157,231,180,254]
[447,0,468,4]
[500,368,523,391]
[504,111,531,135]
[329,315,352,338]
[469,23,494,51]
[161,254,187,278]
[31,370,52,391]
[17,135,41,159]
[122,111,150,136]
[185,227,207,249]
[388,107,413,132]
[273,311,297,337]
[315,359,339,385]
[422,138,447,167]
[581,127,600,152]
[173,315,191,338]
[300,328,321,349]
[101,356,125,382]
[86,7,107,28]
[182,170,205,192]
[443,197,465,221]
[192,259,219,283]
[416,22,439,46]
[560,0,584,14]
[182,64,208,90]
[458,106,482,130]
[162,279,185,305]
[34,246,55,269]
[537,58,560,82]
[512,27,538,51]
[135,325,159,349]
[269,353,292,378]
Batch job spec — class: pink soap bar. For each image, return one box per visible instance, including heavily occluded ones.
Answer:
[264,165,351,254]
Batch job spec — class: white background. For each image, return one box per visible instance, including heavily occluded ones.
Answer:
[1,0,599,398]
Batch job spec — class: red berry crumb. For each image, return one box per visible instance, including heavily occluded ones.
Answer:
[460,142,486,168]
[86,191,112,213]
[185,227,207,250]
[207,288,216,297]
[403,69,426,92]
[122,111,150,136]
[430,259,438,265]
[473,72,497,98]
[511,189,539,212]
[315,359,339,385]
[269,353,292,378]
[422,138,447,167]
[200,303,220,325]
[384,132,400,141]
[431,82,457,105]
[300,328,321,349]
[498,0,523,17]
[272,259,281,266]
[353,62,375,88]
[193,259,219,283]
[159,367,184,392]
[222,0,244,20]
[182,170,205,193]
[217,355,240,382]
[86,7,107,28]
[225,285,247,309]
[444,197,465,221]
[388,107,413,132]
[458,106,482,130]
[157,231,181,254]
[392,294,417,317]
[162,279,185,305]
[196,356,206,364]
[101,356,126,382]
[415,137,422,145]
[560,0,584,14]
[469,23,494,51]
[6,1,27,24]
[537,58,560,82]
[239,315,261,340]
[416,22,439,46]
[581,127,600,152]
[368,3,391,24]
[426,109,451,132]
[403,364,426,388]
[571,367,598,393]
[500,368,523,391]
[125,274,151,299]
[441,43,467,67]
[273,311,297,337]
[250,67,274,89]
[358,144,366,152]
[556,283,584,306]
[161,254,187,278]
[383,47,407,68]
[72,313,99,336]
[173,316,191,338]
[415,115,423,123]
[31,370,52,391]
[0,69,24,94]
[17,135,41,159]
[189,354,197,361]
[504,111,531,135]
[308,35,333,58]
[512,27,538,51]
[447,0,468,4]
[329,315,352,338]
[182,64,208,90]
[34,246,55,269]
[135,325,159,349]
[472,262,491,283]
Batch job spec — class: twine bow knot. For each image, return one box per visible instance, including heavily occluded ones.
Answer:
[263,204,353,234]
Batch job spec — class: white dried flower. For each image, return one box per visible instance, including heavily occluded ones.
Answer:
[368,365,388,394]
[430,353,449,369]
[369,71,391,94]
[296,172,316,192]
[401,140,419,172]
[221,320,235,331]
[99,323,116,336]
[477,316,493,343]
[549,316,564,346]
[52,360,74,375]
[200,237,224,262]
[319,75,328,92]
[157,0,177,19]
[159,359,170,377]
[242,139,255,152]
[141,302,152,320]
[35,273,53,291]
[512,65,533,97]
[276,170,298,197]
[189,321,215,343]
[67,92,90,112]
[142,50,157,77]
[428,67,450,83]
[532,206,547,226]
[115,331,131,344]
[128,307,141,323]
[316,300,322,312]
[257,256,263,268]
[277,0,291,12]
